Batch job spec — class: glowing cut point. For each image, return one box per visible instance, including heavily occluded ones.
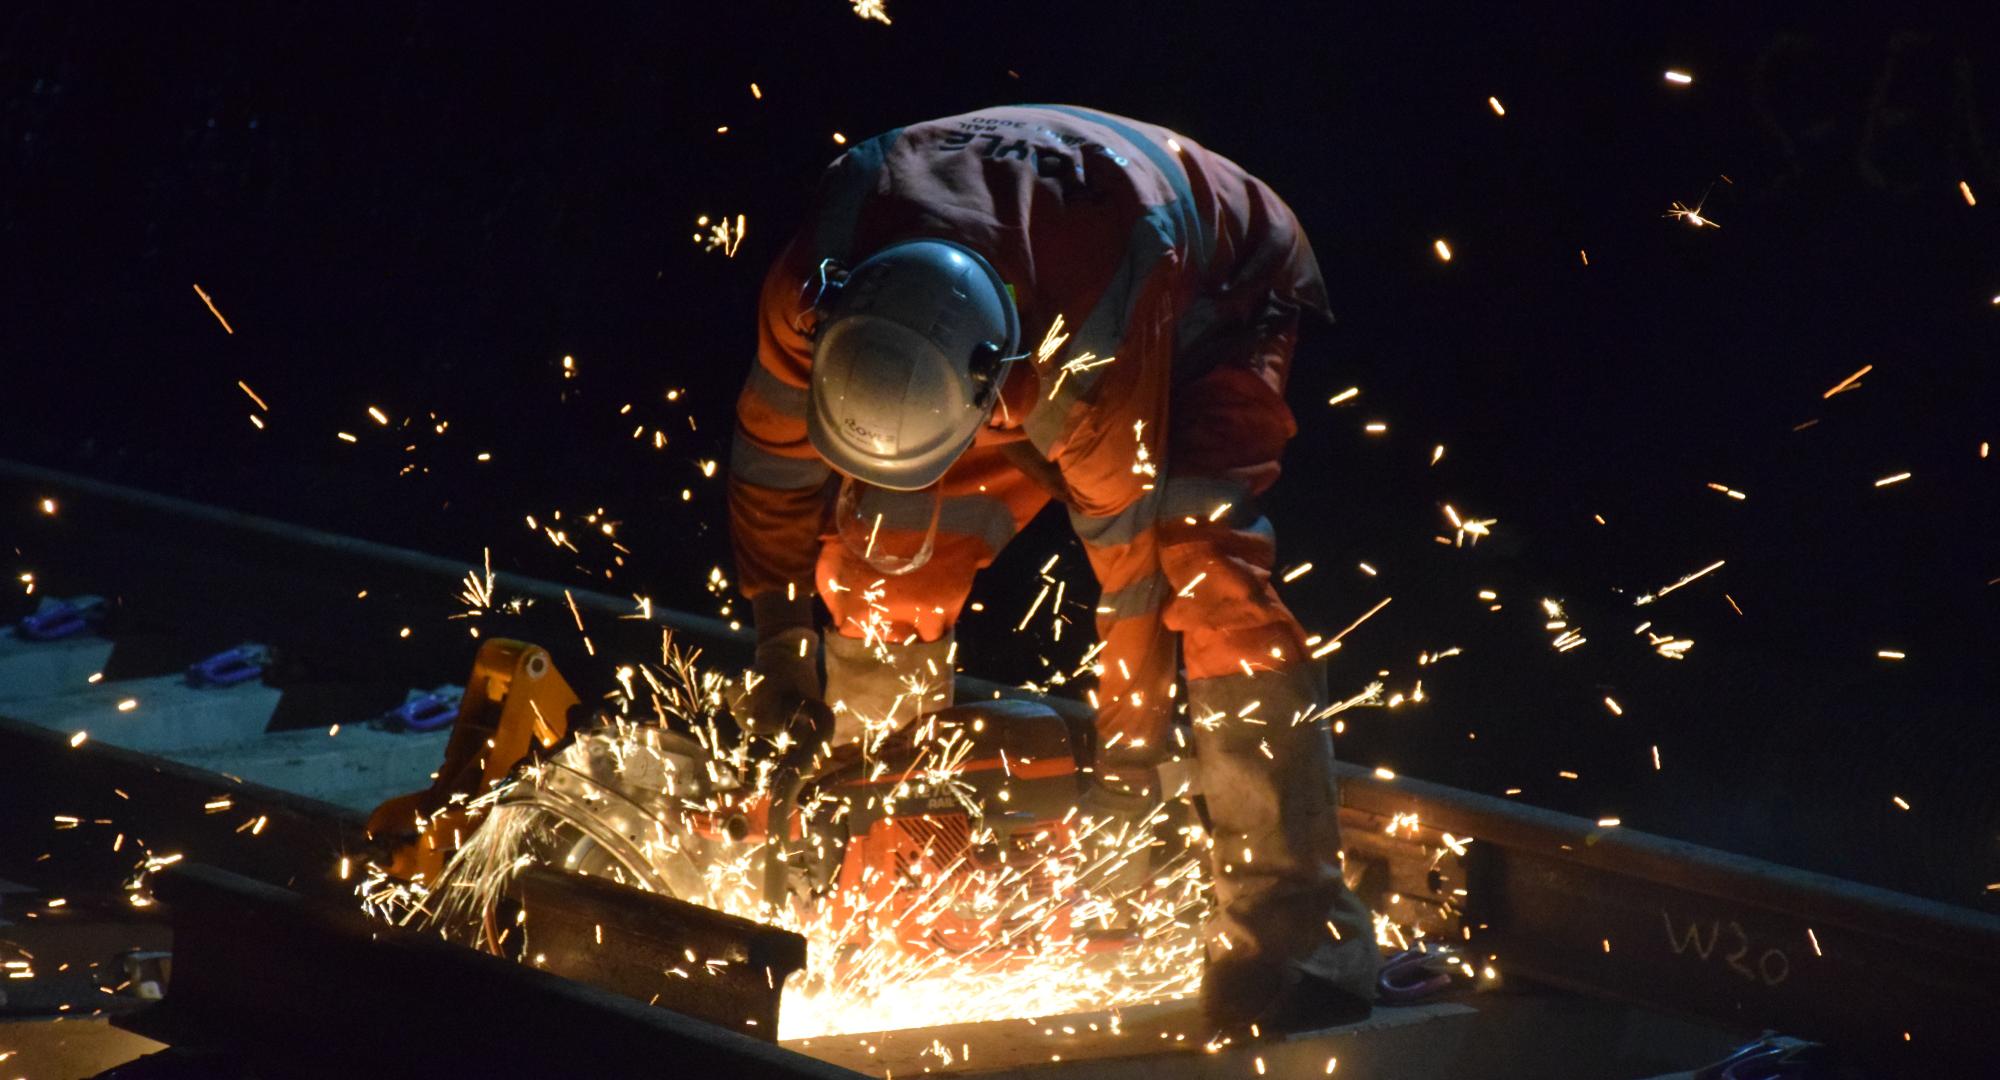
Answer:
[1433,239,1453,261]
[1664,70,1692,84]
[1487,96,1505,116]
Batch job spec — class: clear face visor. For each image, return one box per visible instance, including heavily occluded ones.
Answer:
[836,476,941,576]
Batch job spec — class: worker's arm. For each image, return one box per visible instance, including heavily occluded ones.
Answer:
[1023,228,1182,521]
[728,232,833,730]
[728,230,834,607]
[1024,233,1186,757]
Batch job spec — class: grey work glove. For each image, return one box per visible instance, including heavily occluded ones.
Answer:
[745,628,821,735]
[742,591,822,736]
[821,631,955,745]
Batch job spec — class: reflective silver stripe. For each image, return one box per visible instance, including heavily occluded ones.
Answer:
[1096,572,1168,622]
[865,491,1018,555]
[1068,487,1161,549]
[745,361,809,418]
[1158,476,1251,524]
[938,495,1018,554]
[1024,208,1176,454]
[729,432,831,490]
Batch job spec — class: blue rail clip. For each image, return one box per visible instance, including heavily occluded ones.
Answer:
[185,644,271,688]
[1377,947,1457,1004]
[16,595,108,641]
[379,686,463,732]
[1693,1034,1838,1079]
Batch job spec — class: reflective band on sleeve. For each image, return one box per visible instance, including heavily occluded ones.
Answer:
[857,491,1018,554]
[729,432,832,490]
[1158,476,1253,523]
[745,360,810,418]
[1068,488,1162,549]
[938,495,1019,554]
[940,494,1024,552]
[1096,572,1168,622]
[1024,209,1175,453]
[814,127,904,263]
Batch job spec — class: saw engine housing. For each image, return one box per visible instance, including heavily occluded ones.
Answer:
[780,699,1105,958]
[376,651,1180,970]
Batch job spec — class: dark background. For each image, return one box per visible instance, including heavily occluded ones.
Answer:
[3,3,1994,908]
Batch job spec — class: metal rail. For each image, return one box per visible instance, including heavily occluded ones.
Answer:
[512,864,809,1040]
[1333,767,1997,1073]
[131,862,860,1079]
[0,712,369,904]
[5,457,1996,1072]
[0,456,1050,707]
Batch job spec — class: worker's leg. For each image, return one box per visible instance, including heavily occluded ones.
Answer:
[1165,296,1377,1027]
[816,443,1049,744]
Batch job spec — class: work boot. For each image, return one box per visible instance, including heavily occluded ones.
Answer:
[1187,659,1378,1033]
[821,631,954,744]
[1201,955,1373,1039]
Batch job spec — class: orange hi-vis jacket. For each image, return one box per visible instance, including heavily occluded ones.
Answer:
[729,105,1330,752]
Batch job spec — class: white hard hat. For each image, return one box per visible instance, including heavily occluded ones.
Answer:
[806,239,1021,491]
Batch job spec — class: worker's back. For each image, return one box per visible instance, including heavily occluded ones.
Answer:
[798,104,1327,342]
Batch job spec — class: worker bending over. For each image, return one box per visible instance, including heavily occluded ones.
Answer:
[728,105,1375,1034]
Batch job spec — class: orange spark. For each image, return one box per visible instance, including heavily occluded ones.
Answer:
[1822,363,1872,398]
[193,284,234,334]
